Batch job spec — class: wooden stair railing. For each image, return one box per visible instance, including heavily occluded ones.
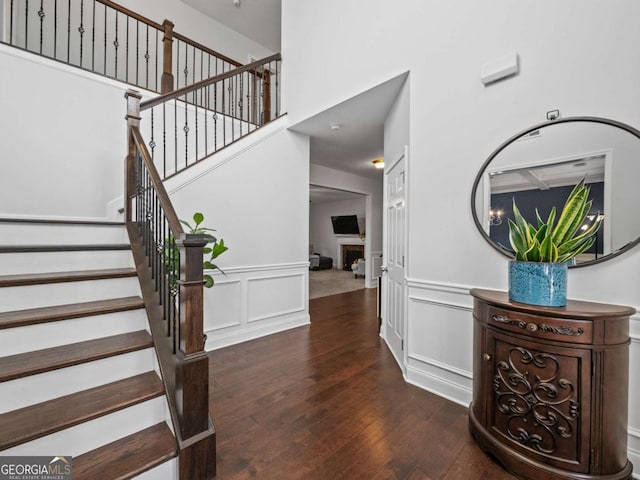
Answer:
[3,0,242,94]
[138,52,282,179]
[125,90,215,479]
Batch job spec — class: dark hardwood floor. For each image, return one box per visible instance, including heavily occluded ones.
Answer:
[208,288,516,479]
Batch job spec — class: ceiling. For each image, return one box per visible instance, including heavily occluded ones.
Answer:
[489,155,605,194]
[182,0,281,52]
[290,73,408,180]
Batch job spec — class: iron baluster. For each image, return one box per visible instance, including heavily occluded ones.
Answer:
[91,0,95,71]
[113,10,118,78]
[102,3,106,75]
[78,0,84,66]
[38,0,44,55]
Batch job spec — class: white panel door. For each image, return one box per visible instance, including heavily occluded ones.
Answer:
[383,151,406,365]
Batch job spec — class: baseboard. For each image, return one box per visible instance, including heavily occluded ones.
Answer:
[405,364,471,408]
[205,312,310,350]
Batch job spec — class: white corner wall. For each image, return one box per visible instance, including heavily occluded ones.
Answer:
[309,197,366,264]
[283,0,640,465]
[166,119,311,349]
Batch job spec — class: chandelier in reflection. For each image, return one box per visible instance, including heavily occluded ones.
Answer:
[489,208,504,226]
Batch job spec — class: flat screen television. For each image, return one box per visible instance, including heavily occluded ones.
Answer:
[331,215,360,235]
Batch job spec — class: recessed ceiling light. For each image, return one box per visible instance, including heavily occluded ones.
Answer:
[372,159,384,169]
[233,0,240,6]
[330,123,342,131]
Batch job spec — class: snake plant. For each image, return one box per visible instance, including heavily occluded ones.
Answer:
[508,179,602,263]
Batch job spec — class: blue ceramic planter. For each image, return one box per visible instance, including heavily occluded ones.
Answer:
[508,260,567,307]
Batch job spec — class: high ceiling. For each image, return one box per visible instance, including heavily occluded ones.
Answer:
[182,0,281,52]
[290,73,408,180]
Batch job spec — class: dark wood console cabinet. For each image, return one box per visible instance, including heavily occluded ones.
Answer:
[469,288,634,480]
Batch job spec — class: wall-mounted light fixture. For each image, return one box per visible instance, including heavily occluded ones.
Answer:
[489,208,503,226]
[330,123,342,131]
[372,159,384,169]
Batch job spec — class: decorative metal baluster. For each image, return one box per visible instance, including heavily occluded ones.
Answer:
[213,83,218,151]
[9,0,14,45]
[136,21,139,86]
[114,11,119,79]
[125,15,129,82]
[194,88,198,162]
[184,92,188,166]
[154,29,159,92]
[204,86,208,156]
[162,103,167,178]
[222,77,226,146]
[53,0,58,58]
[78,0,84,66]
[66,0,71,61]
[183,41,188,88]
[173,98,178,174]
[150,108,155,161]
[103,3,106,74]
[91,0,95,71]
[24,0,28,50]
[174,39,179,89]
[276,61,280,116]
[231,74,235,142]
[239,73,243,136]
[38,0,44,55]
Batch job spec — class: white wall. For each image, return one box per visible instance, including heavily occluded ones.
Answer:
[309,197,365,264]
[117,0,273,64]
[283,0,640,466]
[310,164,383,288]
[0,45,130,220]
[166,119,311,349]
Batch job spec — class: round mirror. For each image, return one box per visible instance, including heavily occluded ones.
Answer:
[471,116,640,267]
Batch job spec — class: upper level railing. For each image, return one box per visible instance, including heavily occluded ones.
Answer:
[125,90,216,478]
[2,0,242,93]
[139,53,281,179]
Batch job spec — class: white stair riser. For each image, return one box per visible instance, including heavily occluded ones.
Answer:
[1,396,167,457]
[133,457,178,480]
[0,223,129,245]
[0,349,156,412]
[0,277,141,311]
[0,309,148,356]
[0,250,134,275]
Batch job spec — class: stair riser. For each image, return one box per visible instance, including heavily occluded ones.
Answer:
[1,397,167,457]
[0,250,134,275]
[0,349,157,413]
[0,223,129,245]
[133,457,178,480]
[0,277,141,311]
[0,309,148,356]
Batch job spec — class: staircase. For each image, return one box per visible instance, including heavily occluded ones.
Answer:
[0,218,178,478]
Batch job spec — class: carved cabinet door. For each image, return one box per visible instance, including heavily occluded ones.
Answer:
[486,329,592,473]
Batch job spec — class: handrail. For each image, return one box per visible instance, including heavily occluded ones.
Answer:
[125,90,216,477]
[141,53,281,111]
[130,128,183,235]
[173,31,241,68]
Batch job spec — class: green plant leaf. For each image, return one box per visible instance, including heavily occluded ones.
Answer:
[212,239,229,258]
[204,274,214,288]
[508,219,528,257]
[193,212,204,226]
[203,247,212,254]
[552,180,588,244]
[179,220,193,230]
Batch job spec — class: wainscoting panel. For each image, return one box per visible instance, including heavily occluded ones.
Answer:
[204,263,310,350]
[629,316,640,478]
[404,282,474,407]
[629,425,640,480]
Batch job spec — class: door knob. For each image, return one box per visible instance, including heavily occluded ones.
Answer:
[380,266,388,273]
[482,353,492,361]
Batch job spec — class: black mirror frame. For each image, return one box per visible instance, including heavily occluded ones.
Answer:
[471,116,640,268]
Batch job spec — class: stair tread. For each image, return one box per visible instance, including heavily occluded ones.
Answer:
[0,268,137,287]
[0,244,131,253]
[0,330,153,382]
[73,423,177,480]
[0,296,144,330]
[0,372,163,451]
[0,217,124,226]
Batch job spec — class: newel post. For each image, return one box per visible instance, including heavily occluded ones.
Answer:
[161,20,175,93]
[125,90,142,222]
[175,233,210,439]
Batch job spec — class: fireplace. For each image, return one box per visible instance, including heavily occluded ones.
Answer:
[341,244,364,271]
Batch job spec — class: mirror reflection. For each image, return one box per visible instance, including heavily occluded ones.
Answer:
[472,117,640,266]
